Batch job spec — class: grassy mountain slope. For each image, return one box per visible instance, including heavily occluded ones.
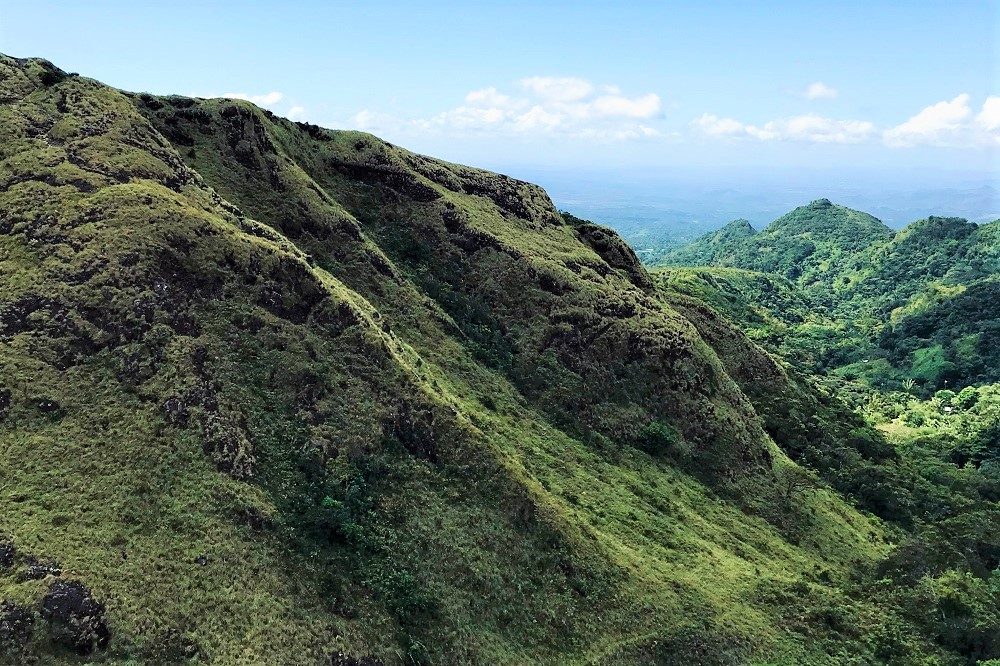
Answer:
[0,55,981,664]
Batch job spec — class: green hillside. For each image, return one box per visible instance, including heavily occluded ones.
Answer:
[1,55,998,665]
[660,202,1000,392]
[663,199,893,308]
[657,219,757,268]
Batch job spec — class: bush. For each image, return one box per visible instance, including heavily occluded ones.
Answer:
[634,420,688,459]
[956,386,980,409]
[935,389,957,405]
[911,570,1000,661]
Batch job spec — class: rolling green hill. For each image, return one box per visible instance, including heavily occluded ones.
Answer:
[660,202,1000,393]
[1,55,998,665]
[663,199,893,308]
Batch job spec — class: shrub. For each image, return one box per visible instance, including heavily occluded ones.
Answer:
[634,420,688,459]
[956,386,980,410]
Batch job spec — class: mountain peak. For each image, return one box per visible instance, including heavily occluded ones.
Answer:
[768,200,893,242]
[726,218,755,232]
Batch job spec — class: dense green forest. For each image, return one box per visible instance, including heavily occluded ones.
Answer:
[0,55,998,665]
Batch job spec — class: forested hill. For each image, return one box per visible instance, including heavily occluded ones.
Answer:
[659,201,1000,391]
[1,55,998,665]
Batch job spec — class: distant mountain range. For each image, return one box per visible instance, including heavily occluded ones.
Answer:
[507,167,998,264]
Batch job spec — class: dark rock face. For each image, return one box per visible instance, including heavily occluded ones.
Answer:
[40,580,111,655]
[0,541,15,569]
[21,556,61,581]
[0,601,35,646]
[36,398,61,414]
[201,412,255,479]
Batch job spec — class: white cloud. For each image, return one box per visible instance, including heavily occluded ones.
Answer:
[433,105,509,129]
[465,87,519,109]
[692,114,747,137]
[353,76,666,142]
[781,114,874,143]
[976,96,1000,131]
[696,94,999,148]
[513,105,563,130]
[692,113,873,143]
[882,94,1000,147]
[883,94,972,147]
[222,91,284,107]
[804,82,838,100]
[348,109,402,132]
[691,93,1000,148]
[286,106,307,121]
[520,76,594,102]
[591,93,662,119]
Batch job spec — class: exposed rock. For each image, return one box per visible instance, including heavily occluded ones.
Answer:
[162,395,188,426]
[201,412,255,479]
[21,556,60,581]
[0,601,34,646]
[36,398,61,414]
[40,580,111,655]
[0,540,14,569]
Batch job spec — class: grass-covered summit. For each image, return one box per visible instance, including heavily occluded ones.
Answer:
[1,55,997,664]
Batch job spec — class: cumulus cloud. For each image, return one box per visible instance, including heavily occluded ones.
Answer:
[286,106,307,121]
[520,76,594,102]
[804,82,838,100]
[883,94,998,147]
[591,93,662,118]
[352,76,665,141]
[977,96,1000,131]
[465,87,520,109]
[222,91,284,106]
[692,114,749,137]
[695,94,999,148]
[883,94,971,147]
[782,115,874,143]
[349,109,402,132]
[692,113,873,143]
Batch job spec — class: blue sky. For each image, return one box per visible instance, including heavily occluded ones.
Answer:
[1,0,996,178]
